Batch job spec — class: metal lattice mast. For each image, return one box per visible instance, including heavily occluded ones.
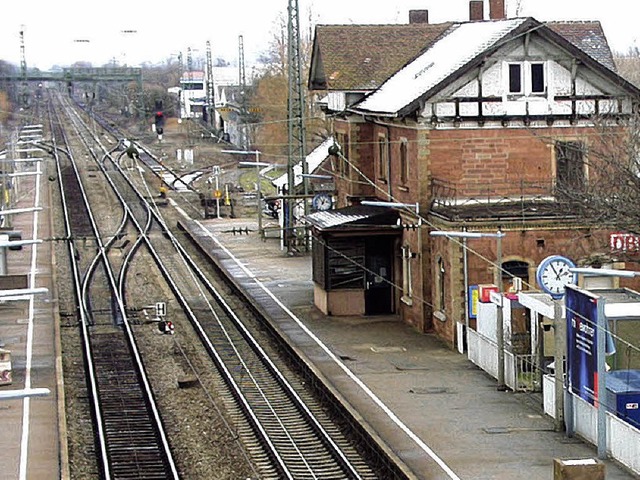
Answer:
[186,47,195,139]
[19,26,28,107]
[238,35,248,149]
[205,40,216,128]
[286,0,308,254]
[177,52,183,118]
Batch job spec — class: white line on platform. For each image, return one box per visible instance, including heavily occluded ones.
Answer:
[169,200,461,480]
[19,162,43,480]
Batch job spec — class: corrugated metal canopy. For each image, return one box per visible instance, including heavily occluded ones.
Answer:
[305,205,400,231]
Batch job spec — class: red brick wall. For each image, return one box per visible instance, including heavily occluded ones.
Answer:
[428,127,593,198]
[333,119,376,205]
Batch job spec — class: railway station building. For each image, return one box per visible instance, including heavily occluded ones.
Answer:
[305,1,640,347]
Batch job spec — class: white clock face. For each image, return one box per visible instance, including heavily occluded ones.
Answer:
[539,259,574,295]
[313,194,332,211]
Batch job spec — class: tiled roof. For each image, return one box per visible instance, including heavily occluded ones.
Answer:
[312,23,452,91]
[546,21,616,71]
[312,18,619,98]
[350,18,627,115]
[354,19,527,115]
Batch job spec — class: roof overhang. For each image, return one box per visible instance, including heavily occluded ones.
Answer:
[305,205,401,232]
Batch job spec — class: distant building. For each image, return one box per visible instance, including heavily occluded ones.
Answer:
[178,67,257,147]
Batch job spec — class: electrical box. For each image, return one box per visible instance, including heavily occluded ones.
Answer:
[542,320,555,357]
[605,369,640,429]
[478,284,498,303]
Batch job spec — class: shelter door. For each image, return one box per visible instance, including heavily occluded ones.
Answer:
[365,237,393,315]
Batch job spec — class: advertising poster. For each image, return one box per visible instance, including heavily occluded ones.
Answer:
[468,285,478,319]
[566,286,600,405]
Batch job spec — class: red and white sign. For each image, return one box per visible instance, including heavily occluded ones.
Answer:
[610,232,640,254]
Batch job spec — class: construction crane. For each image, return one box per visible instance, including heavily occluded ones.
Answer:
[286,0,309,254]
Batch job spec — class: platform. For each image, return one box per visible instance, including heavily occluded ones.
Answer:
[175,208,638,480]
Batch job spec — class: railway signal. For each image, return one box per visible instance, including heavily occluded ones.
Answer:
[154,110,164,136]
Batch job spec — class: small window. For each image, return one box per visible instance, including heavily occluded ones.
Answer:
[378,136,388,182]
[400,139,409,185]
[531,63,545,93]
[335,133,350,177]
[508,64,522,93]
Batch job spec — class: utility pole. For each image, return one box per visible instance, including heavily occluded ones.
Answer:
[177,52,184,120]
[286,0,309,254]
[19,26,28,108]
[238,35,248,150]
[186,47,195,141]
[205,40,216,129]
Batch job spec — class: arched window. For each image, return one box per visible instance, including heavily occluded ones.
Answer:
[502,260,530,291]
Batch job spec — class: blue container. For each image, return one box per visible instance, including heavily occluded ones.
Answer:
[605,370,640,430]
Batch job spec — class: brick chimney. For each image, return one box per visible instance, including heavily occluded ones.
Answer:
[489,0,506,19]
[469,1,484,21]
[409,10,429,24]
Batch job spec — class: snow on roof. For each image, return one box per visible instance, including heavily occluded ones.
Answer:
[354,18,527,115]
[305,210,371,228]
[272,136,334,190]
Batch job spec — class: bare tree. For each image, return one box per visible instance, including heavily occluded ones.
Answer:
[251,7,327,157]
[554,113,640,240]
[615,47,640,88]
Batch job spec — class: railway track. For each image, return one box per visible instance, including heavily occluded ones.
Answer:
[47,92,179,479]
[45,89,408,479]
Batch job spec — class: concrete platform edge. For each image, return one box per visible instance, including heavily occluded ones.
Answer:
[176,216,421,479]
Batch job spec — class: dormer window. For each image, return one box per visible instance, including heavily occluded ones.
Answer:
[507,61,546,96]
[509,64,522,94]
[530,63,545,93]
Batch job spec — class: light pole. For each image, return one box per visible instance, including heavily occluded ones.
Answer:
[430,229,506,389]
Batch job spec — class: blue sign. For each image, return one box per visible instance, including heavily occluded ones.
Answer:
[566,286,599,405]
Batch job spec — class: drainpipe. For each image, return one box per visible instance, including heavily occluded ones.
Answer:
[385,125,392,200]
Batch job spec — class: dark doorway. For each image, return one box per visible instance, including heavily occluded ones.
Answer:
[365,237,394,315]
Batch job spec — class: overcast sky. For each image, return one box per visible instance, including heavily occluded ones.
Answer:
[1,0,638,70]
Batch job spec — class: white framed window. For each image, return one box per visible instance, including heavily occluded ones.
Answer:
[508,63,523,94]
[506,61,546,96]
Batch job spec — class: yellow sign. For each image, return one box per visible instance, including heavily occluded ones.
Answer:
[213,189,223,199]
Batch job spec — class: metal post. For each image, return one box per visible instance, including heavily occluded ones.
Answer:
[214,174,221,219]
[0,234,7,276]
[255,151,262,238]
[596,297,607,459]
[496,228,506,390]
[553,298,565,431]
